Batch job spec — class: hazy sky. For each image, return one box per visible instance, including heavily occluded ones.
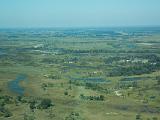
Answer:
[0,0,160,28]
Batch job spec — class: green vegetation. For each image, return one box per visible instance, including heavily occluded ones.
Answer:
[80,94,104,101]
[0,27,160,120]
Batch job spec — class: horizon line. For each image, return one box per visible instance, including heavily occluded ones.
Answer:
[1,25,160,29]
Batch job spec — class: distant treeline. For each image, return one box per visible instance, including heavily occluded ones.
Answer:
[108,54,160,76]
[52,48,160,54]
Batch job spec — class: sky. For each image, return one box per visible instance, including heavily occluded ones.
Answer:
[0,0,160,28]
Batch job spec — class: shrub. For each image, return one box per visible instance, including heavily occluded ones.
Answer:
[24,113,35,120]
[64,91,68,96]
[4,109,12,118]
[152,117,158,120]
[136,114,141,120]
[156,76,160,85]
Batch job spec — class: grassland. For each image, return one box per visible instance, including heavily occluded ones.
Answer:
[0,27,160,120]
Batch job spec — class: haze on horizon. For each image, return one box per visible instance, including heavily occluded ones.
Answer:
[0,0,160,28]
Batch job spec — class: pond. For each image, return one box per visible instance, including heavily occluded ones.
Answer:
[120,77,151,82]
[70,77,111,83]
[0,48,6,55]
[127,43,136,48]
[8,74,28,95]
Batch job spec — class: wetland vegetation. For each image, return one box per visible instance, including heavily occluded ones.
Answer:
[0,27,160,120]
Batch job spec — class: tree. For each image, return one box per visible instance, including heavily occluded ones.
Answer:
[80,94,84,99]
[99,95,105,101]
[17,96,22,102]
[30,101,36,111]
[38,99,53,109]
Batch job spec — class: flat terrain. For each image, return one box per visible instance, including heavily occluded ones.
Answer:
[0,27,160,120]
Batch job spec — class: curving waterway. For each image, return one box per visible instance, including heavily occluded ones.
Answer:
[8,74,28,95]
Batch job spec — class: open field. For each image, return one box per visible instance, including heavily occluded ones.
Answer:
[0,27,160,120]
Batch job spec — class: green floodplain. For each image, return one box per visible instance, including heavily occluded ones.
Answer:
[0,27,160,120]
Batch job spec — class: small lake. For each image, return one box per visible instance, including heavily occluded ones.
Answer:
[8,74,28,95]
[70,77,111,83]
[0,48,6,55]
[120,77,151,82]
[127,43,136,48]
